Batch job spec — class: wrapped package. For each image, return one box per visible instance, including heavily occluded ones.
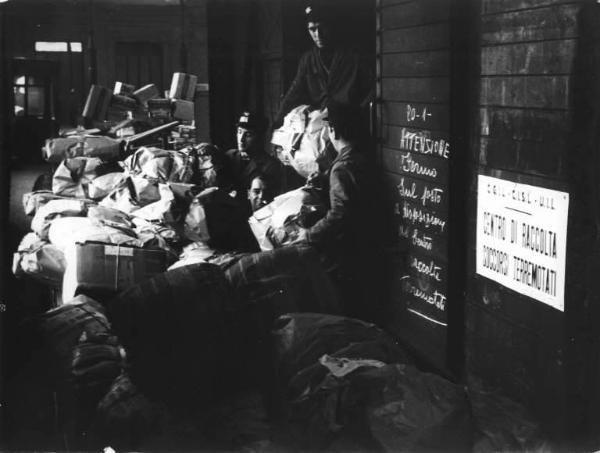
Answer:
[87,206,135,230]
[48,217,142,252]
[168,72,198,101]
[133,83,160,105]
[193,142,226,189]
[131,183,176,223]
[87,172,127,200]
[172,99,194,121]
[23,190,93,216]
[113,81,136,96]
[167,242,215,271]
[12,232,66,286]
[249,187,326,251]
[52,157,104,198]
[183,188,218,242]
[122,147,196,183]
[99,176,162,215]
[131,216,180,250]
[31,198,92,239]
[62,242,170,301]
[82,85,112,121]
[272,106,332,178]
[43,135,121,163]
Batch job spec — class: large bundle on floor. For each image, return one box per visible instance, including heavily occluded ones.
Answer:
[271,313,474,451]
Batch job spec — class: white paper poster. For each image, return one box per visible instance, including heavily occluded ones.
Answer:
[476,175,569,311]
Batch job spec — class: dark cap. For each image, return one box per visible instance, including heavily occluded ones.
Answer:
[304,4,330,23]
[236,111,264,131]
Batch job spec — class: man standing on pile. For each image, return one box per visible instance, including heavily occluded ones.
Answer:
[225,111,283,202]
[273,3,373,128]
[269,101,382,324]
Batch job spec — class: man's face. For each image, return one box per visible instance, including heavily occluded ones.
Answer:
[248,177,270,211]
[307,21,328,49]
[237,126,257,156]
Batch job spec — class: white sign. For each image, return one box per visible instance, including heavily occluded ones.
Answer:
[476,175,569,311]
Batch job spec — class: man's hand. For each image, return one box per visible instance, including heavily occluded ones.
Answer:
[266,226,288,247]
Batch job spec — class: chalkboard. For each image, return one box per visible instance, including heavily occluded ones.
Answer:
[378,0,455,373]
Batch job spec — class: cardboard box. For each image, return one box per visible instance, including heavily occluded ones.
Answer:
[147,98,172,120]
[62,242,169,301]
[110,94,138,111]
[172,99,194,121]
[168,72,198,101]
[114,81,136,96]
[133,84,160,105]
[82,85,112,121]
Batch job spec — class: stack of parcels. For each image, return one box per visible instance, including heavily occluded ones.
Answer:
[81,72,199,132]
[271,105,335,178]
[169,123,196,150]
[15,138,242,305]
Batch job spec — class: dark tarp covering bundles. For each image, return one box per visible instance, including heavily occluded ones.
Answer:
[107,263,244,407]
[272,312,395,381]
[271,313,473,451]
[94,372,165,450]
[37,295,126,441]
[224,246,342,335]
[38,295,111,376]
[363,364,474,452]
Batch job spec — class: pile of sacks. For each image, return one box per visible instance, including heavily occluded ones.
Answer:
[13,138,247,302]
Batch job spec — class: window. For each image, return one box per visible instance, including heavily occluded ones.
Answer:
[13,74,50,118]
[34,41,82,53]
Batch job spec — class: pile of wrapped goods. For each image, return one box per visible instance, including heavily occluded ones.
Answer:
[271,105,336,178]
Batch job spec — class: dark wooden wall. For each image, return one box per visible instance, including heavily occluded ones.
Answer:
[377,0,455,375]
[464,0,596,444]
[2,0,209,139]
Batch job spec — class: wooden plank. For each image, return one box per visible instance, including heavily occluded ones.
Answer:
[381,0,450,30]
[386,172,449,212]
[382,50,450,77]
[479,136,566,178]
[482,0,577,15]
[382,23,450,53]
[481,40,576,76]
[382,77,450,103]
[480,76,570,109]
[383,125,451,157]
[481,4,579,45]
[382,101,450,130]
[479,107,570,141]
[382,147,449,183]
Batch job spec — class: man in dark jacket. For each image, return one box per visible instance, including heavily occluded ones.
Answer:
[273,4,373,127]
[270,101,382,322]
[225,111,283,200]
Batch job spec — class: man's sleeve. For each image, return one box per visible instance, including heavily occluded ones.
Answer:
[274,53,309,126]
[305,163,358,245]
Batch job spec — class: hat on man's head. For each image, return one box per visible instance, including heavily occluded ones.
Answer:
[304,3,331,23]
[236,111,264,131]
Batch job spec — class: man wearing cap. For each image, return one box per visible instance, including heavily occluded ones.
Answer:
[225,111,283,202]
[273,4,373,128]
